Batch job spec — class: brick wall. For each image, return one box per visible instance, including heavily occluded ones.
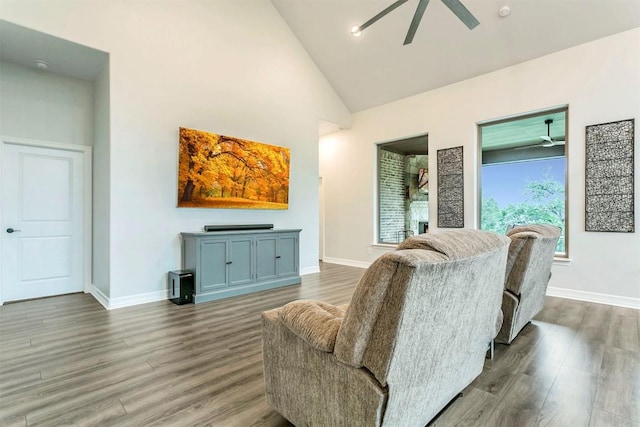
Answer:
[379,150,405,243]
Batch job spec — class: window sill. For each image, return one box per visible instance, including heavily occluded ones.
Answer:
[372,243,398,249]
[553,256,572,266]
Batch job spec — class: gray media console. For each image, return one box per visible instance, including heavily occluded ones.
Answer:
[180,229,301,303]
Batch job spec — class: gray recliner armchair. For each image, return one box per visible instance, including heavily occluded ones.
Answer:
[496,224,561,344]
[262,229,510,426]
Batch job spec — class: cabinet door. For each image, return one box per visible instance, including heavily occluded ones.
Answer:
[199,239,228,291]
[256,237,277,282]
[277,235,298,278]
[229,237,254,287]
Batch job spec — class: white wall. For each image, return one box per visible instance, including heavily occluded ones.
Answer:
[320,29,640,305]
[93,60,110,297]
[1,0,350,304]
[0,60,94,145]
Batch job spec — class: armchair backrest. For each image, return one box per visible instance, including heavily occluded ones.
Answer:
[333,229,509,425]
[504,224,561,296]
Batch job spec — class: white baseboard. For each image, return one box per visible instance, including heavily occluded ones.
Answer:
[547,286,640,309]
[319,261,640,309]
[109,290,168,310]
[89,285,110,309]
[86,277,637,311]
[89,285,168,310]
[300,266,320,275]
[322,257,371,269]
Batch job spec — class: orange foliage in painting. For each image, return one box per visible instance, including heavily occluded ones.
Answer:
[178,127,290,209]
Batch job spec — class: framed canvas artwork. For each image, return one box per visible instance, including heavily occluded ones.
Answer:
[178,127,290,209]
[585,119,634,232]
[437,146,464,228]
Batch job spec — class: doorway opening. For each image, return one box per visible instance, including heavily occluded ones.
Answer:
[1,139,92,303]
[377,134,429,244]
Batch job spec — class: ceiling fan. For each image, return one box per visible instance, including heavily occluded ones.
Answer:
[539,119,566,147]
[351,0,480,45]
[515,119,566,150]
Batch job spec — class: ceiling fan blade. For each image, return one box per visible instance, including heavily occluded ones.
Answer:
[540,136,566,147]
[404,0,431,45]
[440,0,480,29]
[359,0,409,32]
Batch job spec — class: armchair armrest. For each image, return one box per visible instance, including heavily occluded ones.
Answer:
[278,300,347,352]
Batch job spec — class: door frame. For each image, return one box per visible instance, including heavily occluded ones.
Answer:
[318,176,325,262]
[0,135,92,305]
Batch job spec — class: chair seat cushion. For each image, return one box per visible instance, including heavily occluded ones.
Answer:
[279,300,346,352]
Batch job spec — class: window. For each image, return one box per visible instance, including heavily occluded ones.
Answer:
[377,135,429,244]
[479,109,567,255]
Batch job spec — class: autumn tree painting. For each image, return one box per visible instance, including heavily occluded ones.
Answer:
[178,127,290,209]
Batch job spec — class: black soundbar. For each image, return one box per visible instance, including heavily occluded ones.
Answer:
[204,224,274,232]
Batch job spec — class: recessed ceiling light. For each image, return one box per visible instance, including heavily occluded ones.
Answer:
[351,25,362,37]
[499,6,511,17]
[34,59,49,70]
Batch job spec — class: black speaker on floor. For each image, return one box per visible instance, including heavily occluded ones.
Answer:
[168,270,194,305]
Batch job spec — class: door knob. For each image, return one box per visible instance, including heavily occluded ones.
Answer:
[6,228,21,233]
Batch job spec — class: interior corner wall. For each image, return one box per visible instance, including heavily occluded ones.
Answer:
[320,28,640,303]
[0,60,94,145]
[93,60,110,297]
[0,0,350,303]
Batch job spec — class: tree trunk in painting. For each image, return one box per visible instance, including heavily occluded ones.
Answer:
[241,174,250,199]
[181,180,195,202]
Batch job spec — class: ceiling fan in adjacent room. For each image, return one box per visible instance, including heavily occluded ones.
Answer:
[538,119,566,147]
[515,119,566,150]
[351,0,480,45]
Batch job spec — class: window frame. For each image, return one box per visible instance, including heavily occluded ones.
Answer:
[477,107,569,257]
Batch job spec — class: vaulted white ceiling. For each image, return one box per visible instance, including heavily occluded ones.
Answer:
[272,0,640,112]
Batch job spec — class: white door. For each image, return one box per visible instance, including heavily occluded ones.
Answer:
[1,142,84,302]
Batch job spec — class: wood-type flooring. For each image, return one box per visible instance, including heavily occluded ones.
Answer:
[1,263,638,426]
